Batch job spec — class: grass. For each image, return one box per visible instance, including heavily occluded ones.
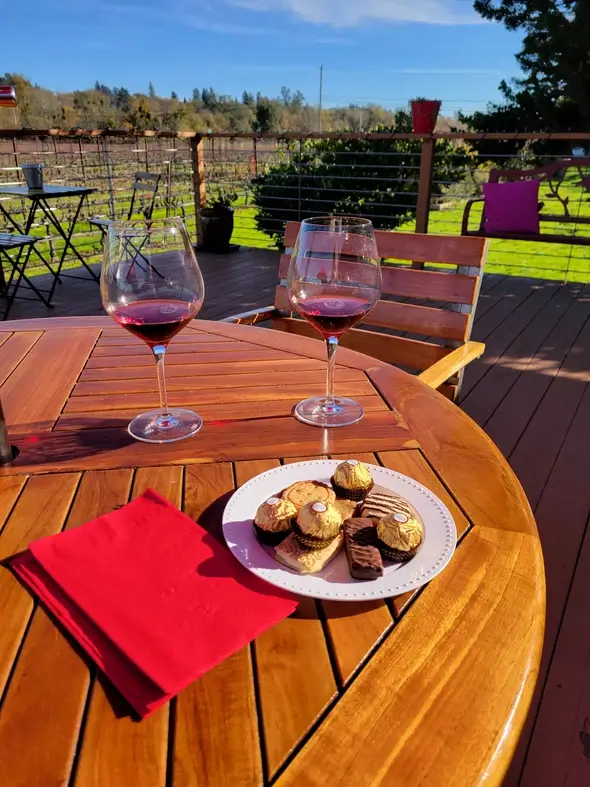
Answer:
[229,173,590,283]
[6,172,590,284]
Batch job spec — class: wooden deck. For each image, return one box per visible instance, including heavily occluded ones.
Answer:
[3,248,590,786]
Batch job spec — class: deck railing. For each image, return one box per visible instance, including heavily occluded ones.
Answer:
[1,128,590,282]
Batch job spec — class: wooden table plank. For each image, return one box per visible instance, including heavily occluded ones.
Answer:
[84,348,303,369]
[5,412,417,475]
[0,331,42,387]
[63,379,378,412]
[78,357,328,382]
[237,457,338,778]
[71,368,366,397]
[53,396,388,432]
[92,340,259,357]
[255,595,338,779]
[0,469,134,787]
[0,473,81,561]
[321,453,394,686]
[174,463,262,787]
[74,467,180,787]
[1,329,100,431]
[377,449,472,617]
[0,474,79,702]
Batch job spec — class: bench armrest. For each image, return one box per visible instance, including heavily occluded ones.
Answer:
[220,306,279,325]
[461,198,484,235]
[418,341,485,390]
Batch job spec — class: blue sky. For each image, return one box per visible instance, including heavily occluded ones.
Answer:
[1,0,521,114]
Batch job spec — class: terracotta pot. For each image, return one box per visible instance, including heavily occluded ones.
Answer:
[411,100,441,134]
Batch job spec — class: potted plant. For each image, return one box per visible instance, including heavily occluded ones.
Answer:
[199,188,238,252]
[410,97,441,134]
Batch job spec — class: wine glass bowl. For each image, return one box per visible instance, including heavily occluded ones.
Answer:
[101,218,205,443]
[287,216,381,427]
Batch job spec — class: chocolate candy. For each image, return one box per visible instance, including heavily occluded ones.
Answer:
[343,517,383,580]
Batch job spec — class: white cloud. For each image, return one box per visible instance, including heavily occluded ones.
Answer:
[229,0,483,26]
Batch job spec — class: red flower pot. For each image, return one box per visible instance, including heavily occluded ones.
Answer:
[411,100,441,134]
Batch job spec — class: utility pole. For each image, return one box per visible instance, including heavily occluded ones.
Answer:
[318,65,323,132]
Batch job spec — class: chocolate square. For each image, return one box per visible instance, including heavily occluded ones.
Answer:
[344,517,383,580]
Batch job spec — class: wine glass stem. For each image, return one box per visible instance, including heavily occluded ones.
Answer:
[153,344,170,418]
[325,336,339,410]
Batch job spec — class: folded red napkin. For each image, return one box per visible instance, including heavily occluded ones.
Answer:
[11,489,297,717]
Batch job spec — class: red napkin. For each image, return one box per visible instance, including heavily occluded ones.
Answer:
[11,489,297,717]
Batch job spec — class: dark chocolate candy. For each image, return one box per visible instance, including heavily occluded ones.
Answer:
[344,517,383,580]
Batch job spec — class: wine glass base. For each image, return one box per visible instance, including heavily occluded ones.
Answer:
[128,408,203,444]
[294,396,364,428]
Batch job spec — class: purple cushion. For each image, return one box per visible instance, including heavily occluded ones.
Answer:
[483,179,540,234]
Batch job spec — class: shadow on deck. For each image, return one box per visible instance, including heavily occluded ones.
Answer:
[4,247,590,786]
[1,246,281,322]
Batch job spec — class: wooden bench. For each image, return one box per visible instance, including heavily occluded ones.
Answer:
[224,222,488,401]
[461,157,590,244]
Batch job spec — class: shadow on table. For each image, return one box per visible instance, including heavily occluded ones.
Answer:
[8,424,135,469]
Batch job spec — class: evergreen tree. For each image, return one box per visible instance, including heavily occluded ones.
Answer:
[253,100,280,133]
[464,1,590,132]
[148,81,156,98]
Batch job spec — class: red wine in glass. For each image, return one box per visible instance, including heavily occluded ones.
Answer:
[101,219,205,444]
[296,295,372,338]
[111,300,194,347]
[287,216,381,427]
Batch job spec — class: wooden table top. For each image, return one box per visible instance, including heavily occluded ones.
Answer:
[0,317,545,787]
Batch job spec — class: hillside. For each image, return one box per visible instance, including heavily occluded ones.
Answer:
[0,73,460,133]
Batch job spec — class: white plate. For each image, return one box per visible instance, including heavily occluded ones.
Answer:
[222,460,456,601]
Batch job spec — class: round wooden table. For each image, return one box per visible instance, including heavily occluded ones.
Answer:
[0,317,544,787]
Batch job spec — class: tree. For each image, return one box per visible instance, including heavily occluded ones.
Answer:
[252,113,469,244]
[201,87,218,109]
[113,87,131,112]
[280,86,292,106]
[148,81,156,98]
[253,99,280,133]
[242,91,255,105]
[464,1,590,134]
[171,90,178,100]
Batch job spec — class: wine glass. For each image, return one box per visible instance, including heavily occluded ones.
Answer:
[287,216,381,427]
[101,218,205,443]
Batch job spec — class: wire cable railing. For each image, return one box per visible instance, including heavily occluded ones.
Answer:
[0,129,589,282]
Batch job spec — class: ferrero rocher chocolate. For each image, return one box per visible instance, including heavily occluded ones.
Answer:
[293,500,342,549]
[253,497,297,545]
[376,509,424,562]
[331,460,374,501]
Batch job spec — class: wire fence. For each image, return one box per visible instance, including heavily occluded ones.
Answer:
[0,130,589,282]
[0,134,196,271]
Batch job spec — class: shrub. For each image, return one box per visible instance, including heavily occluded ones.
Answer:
[251,112,471,245]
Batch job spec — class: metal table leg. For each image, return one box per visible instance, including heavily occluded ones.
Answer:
[36,195,99,301]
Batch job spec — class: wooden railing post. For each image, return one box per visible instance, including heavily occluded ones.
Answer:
[190,134,206,244]
[413,136,435,269]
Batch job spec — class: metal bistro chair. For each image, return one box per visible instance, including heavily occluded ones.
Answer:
[90,172,162,236]
[0,232,51,320]
[224,221,489,401]
[91,172,163,278]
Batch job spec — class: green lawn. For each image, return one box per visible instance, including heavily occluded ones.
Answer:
[7,172,590,284]
[229,174,590,283]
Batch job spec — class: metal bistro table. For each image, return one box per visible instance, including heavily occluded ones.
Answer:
[0,318,544,787]
[0,185,97,304]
